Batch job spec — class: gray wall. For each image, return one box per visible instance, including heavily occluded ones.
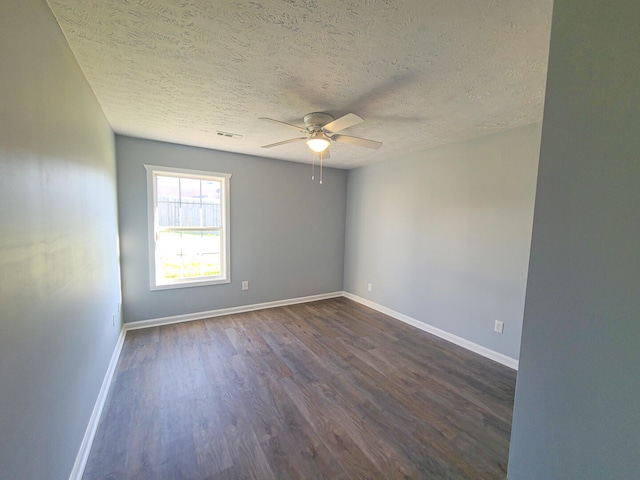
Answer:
[116,136,347,323]
[0,1,122,479]
[507,0,640,478]
[344,124,541,360]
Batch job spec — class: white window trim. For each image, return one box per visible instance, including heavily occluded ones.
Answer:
[144,164,231,290]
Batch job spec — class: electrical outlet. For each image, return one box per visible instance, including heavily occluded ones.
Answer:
[242,280,249,291]
[494,320,504,334]
[367,283,372,292]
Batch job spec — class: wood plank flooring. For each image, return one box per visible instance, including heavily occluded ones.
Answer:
[83,298,516,480]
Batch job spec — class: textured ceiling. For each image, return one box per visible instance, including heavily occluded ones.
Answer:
[46,0,553,169]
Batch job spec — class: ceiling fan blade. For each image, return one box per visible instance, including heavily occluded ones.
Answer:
[261,137,306,148]
[331,134,382,149]
[258,117,307,133]
[323,113,363,133]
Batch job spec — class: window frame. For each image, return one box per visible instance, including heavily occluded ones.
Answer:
[145,164,231,290]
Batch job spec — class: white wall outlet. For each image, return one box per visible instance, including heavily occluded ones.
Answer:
[494,320,504,334]
[367,283,372,292]
[242,280,249,291]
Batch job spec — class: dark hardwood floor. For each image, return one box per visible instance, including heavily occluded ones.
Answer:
[83,298,516,480]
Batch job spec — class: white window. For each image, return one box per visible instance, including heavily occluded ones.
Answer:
[145,165,231,290]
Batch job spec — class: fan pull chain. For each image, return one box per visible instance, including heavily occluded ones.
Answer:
[319,151,323,185]
[311,153,315,180]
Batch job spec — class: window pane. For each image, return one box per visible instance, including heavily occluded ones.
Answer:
[157,176,180,227]
[158,200,180,227]
[156,175,179,197]
[180,177,201,204]
[180,203,202,227]
[202,203,221,227]
[181,230,220,255]
[156,230,221,282]
[201,180,220,204]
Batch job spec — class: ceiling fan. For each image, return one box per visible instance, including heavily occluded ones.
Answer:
[259,112,382,158]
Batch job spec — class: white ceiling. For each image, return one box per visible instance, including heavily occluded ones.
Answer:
[46,0,553,169]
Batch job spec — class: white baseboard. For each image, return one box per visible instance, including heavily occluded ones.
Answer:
[69,327,126,480]
[342,292,519,370]
[124,291,344,332]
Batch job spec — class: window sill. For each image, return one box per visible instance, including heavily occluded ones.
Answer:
[150,277,230,291]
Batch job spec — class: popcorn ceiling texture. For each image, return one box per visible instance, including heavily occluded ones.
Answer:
[46,0,552,169]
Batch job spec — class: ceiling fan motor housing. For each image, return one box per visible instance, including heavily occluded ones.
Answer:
[304,112,334,132]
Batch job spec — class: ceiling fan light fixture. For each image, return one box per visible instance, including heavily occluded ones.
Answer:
[306,132,330,153]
